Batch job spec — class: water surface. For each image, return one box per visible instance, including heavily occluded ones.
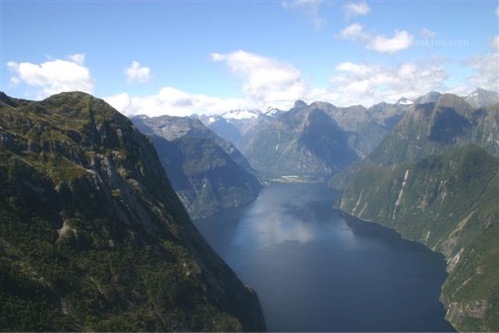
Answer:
[194,183,455,332]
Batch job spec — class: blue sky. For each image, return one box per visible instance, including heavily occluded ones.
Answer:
[2,0,498,116]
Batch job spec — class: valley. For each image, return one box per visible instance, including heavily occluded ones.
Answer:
[3,1,498,331]
[0,88,498,332]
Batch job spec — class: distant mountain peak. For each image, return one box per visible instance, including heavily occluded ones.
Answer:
[414,91,442,104]
[222,109,262,120]
[396,97,414,105]
[294,100,308,108]
[264,106,283,118]
[464,88,499,108]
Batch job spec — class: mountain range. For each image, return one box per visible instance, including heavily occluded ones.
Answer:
[196,108,283,147]
[0,91,266,331]
[198,88,497,158]
[1,86,498,332]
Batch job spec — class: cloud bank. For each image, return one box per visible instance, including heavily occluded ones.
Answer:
[211,50,306,110]
[7,54,94,98]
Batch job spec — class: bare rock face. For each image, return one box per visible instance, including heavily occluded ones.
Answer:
[0,91,266,332]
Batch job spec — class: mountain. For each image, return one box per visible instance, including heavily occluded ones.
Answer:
[264,106,284,118]
[240,100,359,179]
[207,117,242,146]
[365,94,499,166]
[0,91,266,331]
[320,101,412,158]
[335,92,499,331]
[414,91,442,104]
[331,93,498,192]
[465,88,499,108]
[196,107,286,148]
[222,108,262,120]
[195,110,262,147]
[132,115,262,219]
[396,97,414,105]
[338,145,499,332]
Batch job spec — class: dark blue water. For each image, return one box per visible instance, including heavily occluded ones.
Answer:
[194,183,455,332]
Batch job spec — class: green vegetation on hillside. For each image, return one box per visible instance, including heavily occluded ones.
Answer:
[132,115,262,219]
[0,91,266,331]
[339,145,499,331]
[337,94,499,331]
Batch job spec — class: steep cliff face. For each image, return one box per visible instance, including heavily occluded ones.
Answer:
[132,115,262,219]
[0,92,266,332]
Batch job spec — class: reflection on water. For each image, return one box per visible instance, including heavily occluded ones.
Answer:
[194,183,455,332]
[230,185,357,249]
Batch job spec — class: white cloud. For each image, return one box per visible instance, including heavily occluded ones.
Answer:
[489,35,499,51]
[420,28,437,39]
[496,6,499,17]
[463,53,499,92]
[344,1,371,20]
[106,51,497,117]
[125,61,152,83]
[107,50,307,117]
[337,24,414,54]
[105,88,247,117]
[211,50,305,110]
[282,0,326,30]
[366,30,414,53]
[69,53,86,65]
[6,54,95,98]
[336,23,370,42]
[309,60,448,106]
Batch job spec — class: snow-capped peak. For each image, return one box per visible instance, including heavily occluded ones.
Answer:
[222,109,262,120]
[133,114,150,120]
[264,106,282,117]
[207,116,218,124]
[396,97,414,105]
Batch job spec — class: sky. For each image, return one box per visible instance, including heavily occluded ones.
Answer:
[1,0,498,117]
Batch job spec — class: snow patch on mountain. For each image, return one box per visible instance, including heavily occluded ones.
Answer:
[396,97,414,105]
[264,107,283,118]
[222,109,262,120]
